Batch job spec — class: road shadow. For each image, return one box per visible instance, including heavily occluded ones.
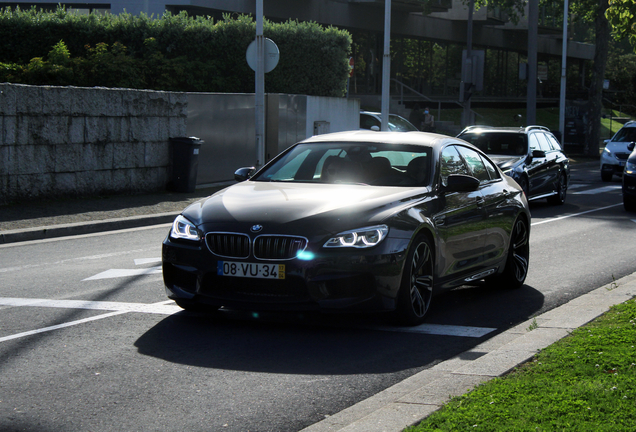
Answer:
[134,282,545,375]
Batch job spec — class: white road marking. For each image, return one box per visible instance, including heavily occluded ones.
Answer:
[134,258,162,266]
[0,311,129,343]
[0,297,495,341]
[567,184,587,190]
[531,203,623,226]
[0,297,180,314]
[82,266,162,281]
[570,185,622,195]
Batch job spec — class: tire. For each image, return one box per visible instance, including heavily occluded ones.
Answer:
[601,169,613,182]
[395,235,434,326]
[547,171,567,205]
[624,196,636,212]
[490,217,529,289]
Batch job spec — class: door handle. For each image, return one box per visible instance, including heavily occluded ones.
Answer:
[433,215,445,226]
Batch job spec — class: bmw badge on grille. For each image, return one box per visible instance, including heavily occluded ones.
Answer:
[251,224,263,233]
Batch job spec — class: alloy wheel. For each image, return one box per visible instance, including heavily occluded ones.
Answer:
[408,240,434,318]
[510,219,529,283]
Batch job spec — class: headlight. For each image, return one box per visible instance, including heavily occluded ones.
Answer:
[626,162,636,175]
[169,215,201,241]
[323,225,389,248]
[603,147,613,157]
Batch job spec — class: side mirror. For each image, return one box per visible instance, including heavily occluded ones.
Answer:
[445,174,480,192]
[628,142,635,152]
[234,167,255,182]
[532,150,546,159]
[370,125,380,132]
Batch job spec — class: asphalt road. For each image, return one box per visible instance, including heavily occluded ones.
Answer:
[1,163,634,432]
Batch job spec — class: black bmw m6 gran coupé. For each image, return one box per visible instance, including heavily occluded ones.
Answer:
[162,131,531,325]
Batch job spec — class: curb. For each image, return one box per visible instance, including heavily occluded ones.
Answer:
[0,212,178,245]
[300,273,636,432]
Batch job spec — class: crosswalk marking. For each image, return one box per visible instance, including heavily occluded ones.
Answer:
[82,266,162,281]
[570,185,621,195]
[0,297,495,341]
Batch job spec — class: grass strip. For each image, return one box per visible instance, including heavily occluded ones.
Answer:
[406,298,636,432]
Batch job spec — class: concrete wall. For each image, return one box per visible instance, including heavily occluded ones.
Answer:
[0,84,360,203]
[0,83,187,204]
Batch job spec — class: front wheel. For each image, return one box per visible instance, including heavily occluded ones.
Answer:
[624,196,636,212]
[395,235,434,326]
[489,217,529,289]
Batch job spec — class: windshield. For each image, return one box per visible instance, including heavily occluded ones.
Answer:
[388,115,418,132]
[252,142,431,186]
[460,132,528,156]
[611,126,636,143]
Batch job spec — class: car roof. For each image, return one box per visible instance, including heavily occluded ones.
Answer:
[361,111,404,118]
[459,125,551,135]
[301,130,455,149]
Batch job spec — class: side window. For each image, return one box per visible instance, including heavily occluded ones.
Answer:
[547,134,562,151]
[535,133,552,152]
[440,145,469,186]
[528,134,540,152]
[457,146,490,183]
[480,155,500,180]
[361,114,380,130]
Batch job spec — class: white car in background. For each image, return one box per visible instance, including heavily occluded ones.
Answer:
[601,120,636,182]
[360,111,419,132]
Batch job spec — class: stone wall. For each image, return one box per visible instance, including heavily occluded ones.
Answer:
[0,83,187,204]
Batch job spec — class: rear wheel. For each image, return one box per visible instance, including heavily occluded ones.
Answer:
[547,171,567,205]
[490,217,529,289]
[395,235,434,326]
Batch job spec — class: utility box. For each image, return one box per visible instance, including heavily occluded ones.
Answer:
[169,137,203,192]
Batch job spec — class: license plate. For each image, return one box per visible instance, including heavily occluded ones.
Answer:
[217,261,285,279]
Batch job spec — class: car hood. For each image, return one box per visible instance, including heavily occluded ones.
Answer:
[606,141,633,154]
[488,155,525,170]
[181,181,430,234]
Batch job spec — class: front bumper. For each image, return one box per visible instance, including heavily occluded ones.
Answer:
[601,153,628,174]
[162,235,409,313]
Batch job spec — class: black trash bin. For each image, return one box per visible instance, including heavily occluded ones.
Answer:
[169,136,203,193]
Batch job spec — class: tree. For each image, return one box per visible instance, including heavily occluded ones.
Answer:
[572,0,636,156]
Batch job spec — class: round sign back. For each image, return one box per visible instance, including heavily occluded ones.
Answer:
[246,38,280,73]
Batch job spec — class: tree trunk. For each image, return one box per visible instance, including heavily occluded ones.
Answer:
[585,0,611,157]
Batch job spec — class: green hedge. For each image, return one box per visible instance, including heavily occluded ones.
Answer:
[0,7,352,96]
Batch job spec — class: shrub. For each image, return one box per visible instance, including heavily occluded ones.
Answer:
[0,6,352,96]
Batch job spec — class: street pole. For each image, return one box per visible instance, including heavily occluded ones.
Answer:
[381,0,391,131]
[527,0,538,125]
[559,0,568,141]
[255,0,265,167]
[461,0,474,127]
